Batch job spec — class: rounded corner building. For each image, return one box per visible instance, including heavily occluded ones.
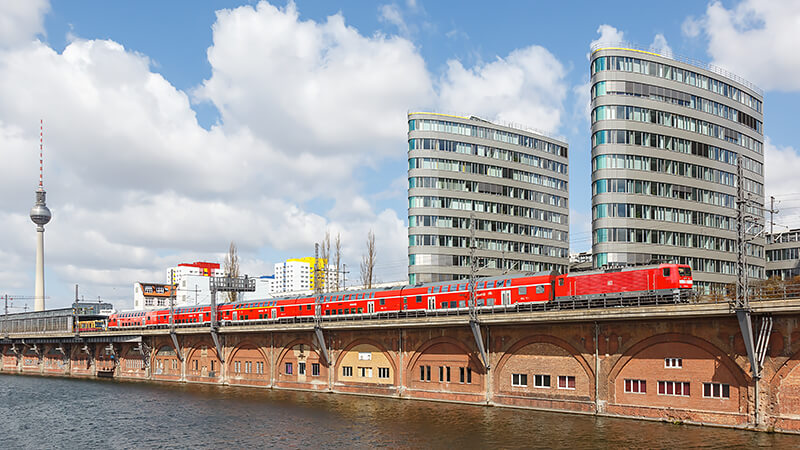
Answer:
[407,112,570,285]
[589,44,765,294]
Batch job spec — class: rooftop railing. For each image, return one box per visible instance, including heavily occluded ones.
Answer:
[590,41,763,96]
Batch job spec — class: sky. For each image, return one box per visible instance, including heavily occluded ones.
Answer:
[1,0,799,310]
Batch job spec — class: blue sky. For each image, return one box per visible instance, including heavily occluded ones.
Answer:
[1,0,799,310]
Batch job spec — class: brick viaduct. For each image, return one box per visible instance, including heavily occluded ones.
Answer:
[4,299,800,434]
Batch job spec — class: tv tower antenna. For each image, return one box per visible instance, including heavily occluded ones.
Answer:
[30,119,52,312]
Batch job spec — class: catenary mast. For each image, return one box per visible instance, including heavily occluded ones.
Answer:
[30,120,51,312]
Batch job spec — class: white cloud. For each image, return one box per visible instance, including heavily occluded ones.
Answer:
[589,24,625,58]
[0,0,49,48]
[379,4,409,36]
[765,138,800,228]
[649,33,672,57]
[195,1,433,156]
[683,0,800,91]
[438,45,568,135]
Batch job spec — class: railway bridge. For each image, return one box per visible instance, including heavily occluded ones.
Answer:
[4,297,800,433]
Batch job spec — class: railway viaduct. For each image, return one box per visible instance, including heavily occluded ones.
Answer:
[4,299,800,433]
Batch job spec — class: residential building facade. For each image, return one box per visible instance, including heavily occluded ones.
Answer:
[407,112,570,284]
[272,257,331,294]
[590,45,766,293]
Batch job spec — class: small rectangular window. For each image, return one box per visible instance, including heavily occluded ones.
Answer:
[298,362,306,375]
[312,363,320,376]
[420,365,425,381]
[663,267,671,277]
[426,365,431,381]
[460,367,465,383]
[378,367,390,379]
[467,367,472,384]
[285,362,293,375]
[665,358,683,368]
[439,366,444,382]
[558,375,576,390]
[658,380,690,396]
[343,366,353,377]
[512,373,527,387]
[534,374,551,388]
[624,379,646,394]
[703,382,730,399]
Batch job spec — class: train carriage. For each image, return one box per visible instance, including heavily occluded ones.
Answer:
[107,264,694,330]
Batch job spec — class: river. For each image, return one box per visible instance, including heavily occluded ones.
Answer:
[0,374,797,449]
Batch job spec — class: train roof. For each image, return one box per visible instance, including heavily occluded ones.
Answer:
[564,263,686,277]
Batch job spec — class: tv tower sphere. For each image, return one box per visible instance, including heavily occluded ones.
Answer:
[30,191,52,229]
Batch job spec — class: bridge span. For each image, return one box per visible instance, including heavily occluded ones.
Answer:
[4,298,800,434]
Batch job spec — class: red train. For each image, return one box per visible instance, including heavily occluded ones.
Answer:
[107,263,692,329]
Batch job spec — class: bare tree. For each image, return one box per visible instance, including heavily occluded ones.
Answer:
[223,241,239,302]
[320,230,331,292]
[334,233,342,291]
[360,230,376,289]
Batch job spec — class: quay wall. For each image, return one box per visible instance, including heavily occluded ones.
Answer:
[4,301,800,433]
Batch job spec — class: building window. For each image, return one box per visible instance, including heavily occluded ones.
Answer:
[256,362,264,374]
[558,376,576,390]
[378,367,390,379]
[193,360,199,371]
[703,382,730,399]
[298,362,306,375]
[512,373,527,387]
[460,367,465,383]
[245,361,252,374]
[534,374,551,388]
[624,379,646,394]
[358,367,373,378]
[285,362,293,375]
[665,358,683,368]
[658,381,691,396]
[446,366,451,382]
[420,365,425,381]
[312,363,320,376]
[467,367,472,384]
[343,366,353,377]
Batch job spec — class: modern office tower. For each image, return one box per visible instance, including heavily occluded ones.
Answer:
[407,112,570,284]
[766,229,800,280]
[590,45,765,293]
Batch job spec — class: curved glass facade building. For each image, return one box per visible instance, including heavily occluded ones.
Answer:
[407,112,569,284]
[590,46,765,292]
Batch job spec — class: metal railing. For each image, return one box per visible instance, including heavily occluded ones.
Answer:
[589,41,763,96]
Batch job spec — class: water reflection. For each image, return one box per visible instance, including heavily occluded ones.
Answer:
[0,374,796,449]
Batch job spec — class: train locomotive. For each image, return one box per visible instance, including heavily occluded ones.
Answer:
[107,263,693,329]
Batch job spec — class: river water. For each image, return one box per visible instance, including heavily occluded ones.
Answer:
[0,374,797,449]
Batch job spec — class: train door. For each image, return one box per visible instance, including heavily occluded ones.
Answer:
[232,311,238,321]
[428,296,435,310]
[501,290,511,306]
[367,302,374,314]
[271,309,277,319]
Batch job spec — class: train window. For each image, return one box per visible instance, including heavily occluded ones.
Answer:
[307,305,312,310]
[325,310,330,315]
[380,299,385,306]
[351,308,356,314]
[338,309,343,315]
[450,301,457,308]
[558,278,564,286]
[679,267,691,277]
[536,286,545,294]
[663,268,671,277]
[441,302,447,309]
[358,308,363,313]
[518,287,527,295]
[280,307,284,312]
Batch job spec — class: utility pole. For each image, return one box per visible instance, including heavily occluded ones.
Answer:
[313,242,330,366]
[468,213,490,370]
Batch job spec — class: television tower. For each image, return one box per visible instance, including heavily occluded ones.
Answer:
[29,120,51,312]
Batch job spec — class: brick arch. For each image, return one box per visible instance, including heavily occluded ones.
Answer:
[229,340,268,363]
[334,338,398,385]
[185,340,221,363]
[494,334,595,387]
[768,346,800,418]
[276,338,320,366]
[607,333,748,386]
[405,336,484,374]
